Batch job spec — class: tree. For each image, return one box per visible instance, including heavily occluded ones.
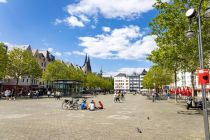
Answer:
[0,43,7,79]
[149,0,210,97]
[42,60,70,81]
[7,48,42,93]
[142,65,172,92]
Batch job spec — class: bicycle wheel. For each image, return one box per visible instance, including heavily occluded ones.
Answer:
[62,102,69,110]
[73,103,79,110]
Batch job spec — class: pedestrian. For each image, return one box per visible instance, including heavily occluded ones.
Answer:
[47,90,51,98]
[152,92,156,102]
[56,90,61,100]
[114,92,117,103]
[36,90,39,99]
[11,88,15,100]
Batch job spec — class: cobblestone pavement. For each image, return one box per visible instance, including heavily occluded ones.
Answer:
[0,94,208,140]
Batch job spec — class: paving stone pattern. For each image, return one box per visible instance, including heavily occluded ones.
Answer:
[0,94,207,140]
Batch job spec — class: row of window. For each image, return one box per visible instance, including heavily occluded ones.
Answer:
[115,80,128,82]
[115,86,129,89]
[115,83,129,85]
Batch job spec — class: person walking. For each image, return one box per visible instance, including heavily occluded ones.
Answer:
[114,92,117,103]
[152,92,156,102]
[47,90,51,98]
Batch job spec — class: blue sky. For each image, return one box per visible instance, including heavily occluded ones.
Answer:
[0,0,168,76]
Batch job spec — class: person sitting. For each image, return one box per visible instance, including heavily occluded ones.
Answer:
[80,101,87,110]
[89,100,95,111]
[98,101,104,109]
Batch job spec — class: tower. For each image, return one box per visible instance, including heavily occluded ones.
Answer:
[99,66,103,77]
[82,54,92,74]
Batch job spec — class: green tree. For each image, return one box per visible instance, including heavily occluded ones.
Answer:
[0,43,8,79]
[149,0,210,97]
[7,48,42,93]
[142,65,172,92]
[42,60,70,81]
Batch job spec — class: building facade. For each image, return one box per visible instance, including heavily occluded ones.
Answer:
[129,73,140,92]
[3,45,55,90]
[114,69,147,92]
[172,70,210,97]
[114,73,130,91]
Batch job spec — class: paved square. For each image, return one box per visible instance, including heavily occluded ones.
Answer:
[0,94,208,140]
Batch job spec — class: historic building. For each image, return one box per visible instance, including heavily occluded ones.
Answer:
[82,54,92,74]
[3,45,55,90]
[140,69,147,89]
[114,69,147,92]
[114,73,130,91]
[129,72,141,92]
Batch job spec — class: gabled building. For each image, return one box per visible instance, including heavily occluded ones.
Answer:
[114,69,147,92]
[129,72,140,92]
[3,45,55,90]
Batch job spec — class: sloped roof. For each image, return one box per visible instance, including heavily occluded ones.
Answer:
[115,73,127,77]
[141,69,147,75]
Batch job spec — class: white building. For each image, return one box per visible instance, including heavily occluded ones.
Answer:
[114,69,147,92]
[114,73,130,91]
[174,70,210,97]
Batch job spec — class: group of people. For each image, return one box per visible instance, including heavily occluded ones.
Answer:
[47,90,62,99]
[80,99,104,111]
[1,89,16,100]
[113,90,125,103]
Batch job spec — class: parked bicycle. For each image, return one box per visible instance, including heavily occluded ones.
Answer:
[62,98,80,110]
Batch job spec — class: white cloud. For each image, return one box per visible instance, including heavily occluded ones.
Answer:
[0,0,7,3]
[103,67,149,77]
[4,42,30,51]
[65,16,85,27]
[102,26,111,32]
[76,25,157,60]
[65,52,72,56]
[54,52,62,56]
[72,51,85,56]
[54,19,63,25]
[61,0,170,27]
[47,48,54,52]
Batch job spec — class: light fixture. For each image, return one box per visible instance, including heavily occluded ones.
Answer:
[186,8,196,18]
[186,30,195,38]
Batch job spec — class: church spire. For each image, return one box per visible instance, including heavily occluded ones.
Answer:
[100,66,103,76]
[84,53,88,64]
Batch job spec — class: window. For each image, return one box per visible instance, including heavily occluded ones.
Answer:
[22,79,25,83]
[26,79,29,83]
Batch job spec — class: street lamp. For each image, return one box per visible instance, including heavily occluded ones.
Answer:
[186,1,210,140]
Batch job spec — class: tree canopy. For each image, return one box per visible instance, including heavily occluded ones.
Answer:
[7,48,42,85]
[142,65,172,91]
[0,43,7,79]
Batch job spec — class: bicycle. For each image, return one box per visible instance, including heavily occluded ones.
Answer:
[62,98,80,110]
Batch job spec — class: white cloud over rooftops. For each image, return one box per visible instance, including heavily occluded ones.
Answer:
[76,25,157,60]
[103,67,149,77]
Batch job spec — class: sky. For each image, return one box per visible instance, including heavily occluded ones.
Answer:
[0,0,169,76]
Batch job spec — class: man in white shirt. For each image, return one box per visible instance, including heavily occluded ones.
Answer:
[89,101,95,111]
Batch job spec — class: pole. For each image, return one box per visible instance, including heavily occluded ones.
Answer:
[198,1,210,139]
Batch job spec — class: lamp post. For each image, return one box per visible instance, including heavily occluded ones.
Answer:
[186,0,210,139]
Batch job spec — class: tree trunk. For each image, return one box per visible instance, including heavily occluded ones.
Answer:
[15,77,19,97]
[174,70,177,103]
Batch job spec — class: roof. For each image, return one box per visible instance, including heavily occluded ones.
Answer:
[130,72,140,76]
[115,73,127,77]
[141,69,147,75]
